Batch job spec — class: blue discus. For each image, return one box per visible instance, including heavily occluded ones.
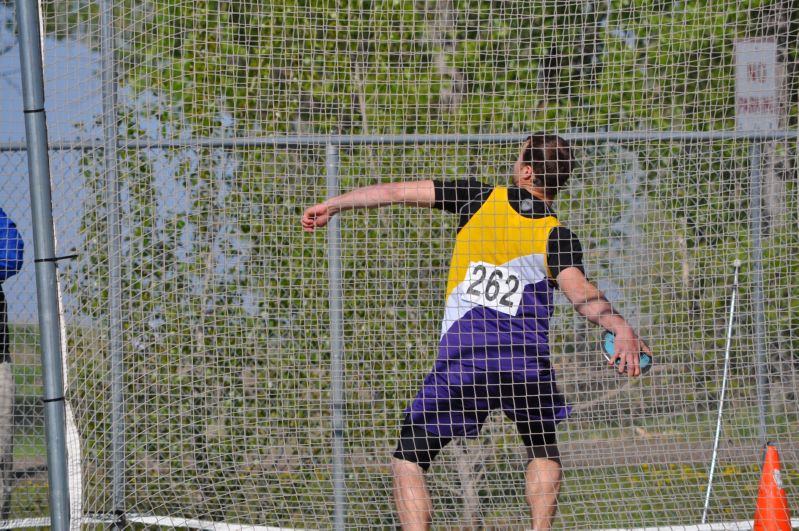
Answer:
[602,331,652,375]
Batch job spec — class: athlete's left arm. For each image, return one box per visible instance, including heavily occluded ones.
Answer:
[557,267,652,377]
[301,180,436,232]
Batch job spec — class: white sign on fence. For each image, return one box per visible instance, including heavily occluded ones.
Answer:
[735,38,779,131]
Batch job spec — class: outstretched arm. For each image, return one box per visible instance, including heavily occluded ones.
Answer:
[556,266,652,377]
[301,180,436,232]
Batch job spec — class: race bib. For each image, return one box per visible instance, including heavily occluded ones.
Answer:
[461,261,523,316]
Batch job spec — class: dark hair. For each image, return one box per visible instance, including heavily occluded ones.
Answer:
[522,133,573,194]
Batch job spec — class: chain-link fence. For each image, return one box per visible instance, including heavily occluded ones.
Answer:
[2,0,799,528]
[0,149,49,524]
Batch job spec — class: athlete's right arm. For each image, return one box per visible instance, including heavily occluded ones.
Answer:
[301,180,436,232]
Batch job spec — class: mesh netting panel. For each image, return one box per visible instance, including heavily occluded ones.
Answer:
[1,0,797,528]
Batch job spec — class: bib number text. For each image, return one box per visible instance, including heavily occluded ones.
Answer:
[462,261,523,315]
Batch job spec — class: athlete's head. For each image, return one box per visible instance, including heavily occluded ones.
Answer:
[512,133,573,198]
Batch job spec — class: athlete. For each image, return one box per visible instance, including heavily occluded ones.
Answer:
[301,134,652,530]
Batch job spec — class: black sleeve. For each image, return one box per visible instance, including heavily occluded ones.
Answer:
[432,178,492,215]
[547,226,585,280]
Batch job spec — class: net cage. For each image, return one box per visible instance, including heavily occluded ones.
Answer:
[0,0,798,529]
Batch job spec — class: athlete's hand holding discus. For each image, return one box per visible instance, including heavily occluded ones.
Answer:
[556,267,652,377]
[602,326,653,377]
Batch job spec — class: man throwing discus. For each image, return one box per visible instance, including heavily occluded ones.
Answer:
[301,133,652,531]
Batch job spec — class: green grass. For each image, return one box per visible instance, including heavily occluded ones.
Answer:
[556,463,781,528]
[9,324,42,352]
[561,407,799,446]
[9,476,49,522]
[476,461,798,528]
[8,464,791,529]
[10,324,43,398]
[14,431,45,460]
[6,325,49,523]
[9,324,46,462]
[12,364,42,401]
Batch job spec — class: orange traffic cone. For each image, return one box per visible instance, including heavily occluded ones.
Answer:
[753,443,792,531]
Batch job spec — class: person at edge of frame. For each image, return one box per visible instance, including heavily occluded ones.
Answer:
[300,133,652,531]
[0,207,24,521]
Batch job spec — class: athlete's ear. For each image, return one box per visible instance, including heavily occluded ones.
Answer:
[518,164,535,186]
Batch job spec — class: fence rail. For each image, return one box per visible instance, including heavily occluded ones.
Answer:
[1,129,798,153]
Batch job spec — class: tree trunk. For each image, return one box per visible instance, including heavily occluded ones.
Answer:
[424,0,465,114]
[759,1,790,233]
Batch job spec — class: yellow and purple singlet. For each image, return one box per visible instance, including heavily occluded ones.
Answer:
[406,178,584,438]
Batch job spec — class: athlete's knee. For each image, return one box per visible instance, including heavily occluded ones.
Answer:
[525,444,561,465]
[392,435,439,472]
[525,454,563,488]
[517,418,560,464]
[393,418,451,472]
[391,455,425,477]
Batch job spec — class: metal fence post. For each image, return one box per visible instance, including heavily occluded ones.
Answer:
[326,143,346,530]
[14,0,71,529]
[749,142,769,443]
[99,0,126,522]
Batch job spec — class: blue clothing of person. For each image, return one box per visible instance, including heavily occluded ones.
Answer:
[0,208,23,283]
[0,207,23,364]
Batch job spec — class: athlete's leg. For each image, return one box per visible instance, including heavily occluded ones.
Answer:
[502,367,569,529]
[391,457,432,531]
[392,420,452,531]
[525,453,561,531]
[512,408,563,529]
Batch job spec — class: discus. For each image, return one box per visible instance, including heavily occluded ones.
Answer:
[602,331,652,375]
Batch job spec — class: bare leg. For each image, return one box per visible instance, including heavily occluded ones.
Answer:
[392,457,432,531]
[525,457,561,531]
